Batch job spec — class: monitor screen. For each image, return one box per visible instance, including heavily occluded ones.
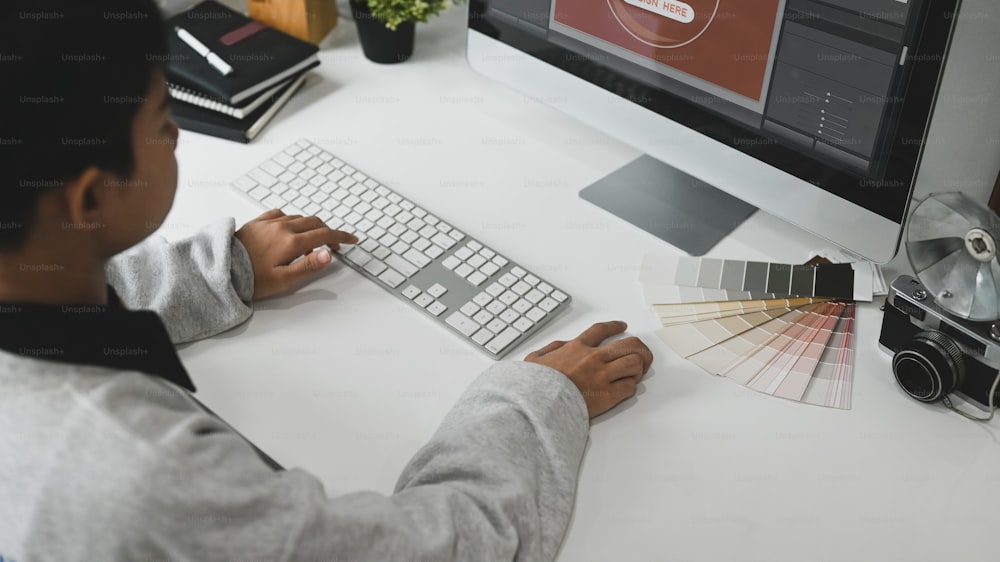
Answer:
[467,0,959,260]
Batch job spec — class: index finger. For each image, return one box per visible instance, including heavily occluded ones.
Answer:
[575,320,628,347]
[292,227,359,255]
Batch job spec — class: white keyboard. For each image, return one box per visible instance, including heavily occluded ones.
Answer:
[232,139,571,358]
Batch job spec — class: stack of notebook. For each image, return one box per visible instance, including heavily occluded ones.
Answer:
[640,252,882,410]
[166,1,320,142]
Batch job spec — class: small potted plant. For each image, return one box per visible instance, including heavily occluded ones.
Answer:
[350,0,458,63]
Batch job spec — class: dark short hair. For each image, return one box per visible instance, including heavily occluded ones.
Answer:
[0,0,169,252]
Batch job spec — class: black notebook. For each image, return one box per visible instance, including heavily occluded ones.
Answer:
[166,0,319,105]
[170,72,309,143]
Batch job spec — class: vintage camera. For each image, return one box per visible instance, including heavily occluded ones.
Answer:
[879,275,1000,408]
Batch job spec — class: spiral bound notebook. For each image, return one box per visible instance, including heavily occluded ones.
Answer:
[169,72,309,143]
[168,77,292,120]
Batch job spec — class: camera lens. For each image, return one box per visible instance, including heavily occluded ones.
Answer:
[891,331,965,402]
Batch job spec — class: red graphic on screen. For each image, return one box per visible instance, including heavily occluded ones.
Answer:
[553,0,782,101]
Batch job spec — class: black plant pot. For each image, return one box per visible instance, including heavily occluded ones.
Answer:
[350,1,415,64]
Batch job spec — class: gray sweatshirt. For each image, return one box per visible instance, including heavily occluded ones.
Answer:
[0,218,589,561]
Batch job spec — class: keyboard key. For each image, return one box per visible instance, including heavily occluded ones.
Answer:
[485,327,521,355]
[454,263,474,279]
[414,293,434,308]
[455,246,474,261]
[460,302,480,317]
[419,225,438,239]
[400,230,419,244]
[274,152,296,165]
[525,289,545,304]
[427,284,447,298]
[396,211,413,225]
[378,268,405,288]
[384,204,401,217]
[480,262,500,277]
[399,200,414,211]
[485,300,506,315]
[468,241,483,251]
[473,310,493,325]
[379,233,398,247]
[372,246,391,260]
[424,245,444,259]
[436,222,452,234]
[402,285,421,300]
[512,317,534,333]
[360,238,379,252]
[524,274,540,286]
[390,241,409,255]
[537,282,554,294]
[427,301,447,316]
[442,256,461,270]
[538,297,559,312]
[385,254,418,277]
[492,255,509,267]
[412,238,431,251]
[424,215,439,226]
[499,309,520,324]
[512,299,532,314]
[344,247,372,267]
[263,194,285,209]
[499,273,518,287]
[486,318,507,334]
[526,307,546,323]
[431,233,456,250]
[449,229,465,241]
[467,255,487,268]
[485,282,505,296]
[446,312,480,337]
[472,292,493,306]
[467,271,487,286]
[412,207,427,218]
[472,328,495,346]
[552,290,568,303]
[363,259,388,276]
[511,266,527,278]
[480,248,495,259]
[512,281,532,296]
[389,223,407,237]
[499,291,519,305]
[249,186,270,201]
[403,249,431,269]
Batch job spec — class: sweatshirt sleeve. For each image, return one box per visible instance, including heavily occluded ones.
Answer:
[124,362,589,562]
[105,218,255,344]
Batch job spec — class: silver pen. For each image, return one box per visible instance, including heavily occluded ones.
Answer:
[175,26,234,76]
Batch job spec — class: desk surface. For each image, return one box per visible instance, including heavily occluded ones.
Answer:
[167,7,1000,561]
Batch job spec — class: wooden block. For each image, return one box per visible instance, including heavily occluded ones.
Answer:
[247,0,338,44]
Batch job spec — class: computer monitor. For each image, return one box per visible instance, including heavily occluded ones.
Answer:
[466,0,960,262]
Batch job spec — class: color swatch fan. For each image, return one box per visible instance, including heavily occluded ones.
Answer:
[640,254,872,409]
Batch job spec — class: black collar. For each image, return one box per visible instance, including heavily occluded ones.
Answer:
[0,286,194,391]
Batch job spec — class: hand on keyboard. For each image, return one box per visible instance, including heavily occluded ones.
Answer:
[233,140,573,358]
[235,209,359,300]
[526,321,653,418]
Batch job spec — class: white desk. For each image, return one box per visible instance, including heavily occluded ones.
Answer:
[167,7,1000,561]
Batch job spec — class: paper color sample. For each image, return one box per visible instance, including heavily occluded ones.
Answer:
[640,254,867,301]
[686,305,815,375]
[745,302,845,395]
[799,304,856,409]
[656,309,788,357]
[653,297,827,325]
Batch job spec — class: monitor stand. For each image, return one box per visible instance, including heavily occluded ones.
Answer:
[580,155,758,256]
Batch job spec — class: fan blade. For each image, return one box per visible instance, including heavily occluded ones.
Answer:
[907,236,965,273]
[968,262,1000,321]
[926,251,981,318]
